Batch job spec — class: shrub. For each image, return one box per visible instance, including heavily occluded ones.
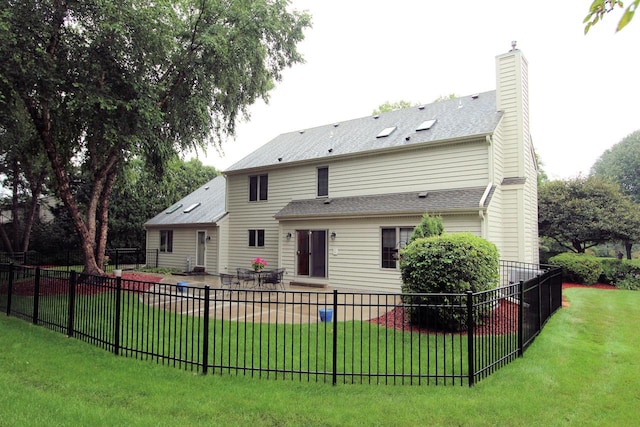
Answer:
[548,253,602,285]
[616,276,640,290]
[408,213,444,243]
[400,233,499,331]
[599,258,627,284]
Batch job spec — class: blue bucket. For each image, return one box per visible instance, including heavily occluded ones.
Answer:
[177,282,188,293]
[319,308,333,322]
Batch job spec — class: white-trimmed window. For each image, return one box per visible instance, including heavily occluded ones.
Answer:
[381,227,413,268]
[249,229,265,247]
[249,174,268,201]
[160,230,174,253]
[317,166,328,197]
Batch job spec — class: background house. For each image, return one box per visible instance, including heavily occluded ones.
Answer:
[144,175,227,273]
[146,47,538,292]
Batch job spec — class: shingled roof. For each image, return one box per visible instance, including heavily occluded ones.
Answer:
[144,175,226,227]
[274,186,495,220]
[226,91,503,173]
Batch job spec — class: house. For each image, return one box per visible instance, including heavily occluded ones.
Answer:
[144,175,228,273]
[145,47,538,292]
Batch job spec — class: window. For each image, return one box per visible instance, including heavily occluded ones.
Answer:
[249,229,265,247]
[160,230,173,253]
[381,227,413,268]
[249,174,268,201]
[317,167,328,197]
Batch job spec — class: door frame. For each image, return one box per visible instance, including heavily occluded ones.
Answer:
[295,229,327,278]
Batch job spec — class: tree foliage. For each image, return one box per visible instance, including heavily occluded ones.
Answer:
[0,0,310,274]
[408,213,444,244]
[538,176,640,254]
[584,0,639,33]
[372,100,419,115]
[108,157,218,249]
[591,130,640,203]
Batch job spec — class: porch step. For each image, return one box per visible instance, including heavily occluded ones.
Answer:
[290,281,327,289]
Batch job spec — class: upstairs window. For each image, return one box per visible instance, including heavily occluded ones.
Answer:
[249,174,268,201]
[317,166,328,197]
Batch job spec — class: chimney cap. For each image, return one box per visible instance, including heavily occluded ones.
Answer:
[510,40,517,51]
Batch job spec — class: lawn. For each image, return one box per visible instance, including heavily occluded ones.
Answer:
[0,287,638,426]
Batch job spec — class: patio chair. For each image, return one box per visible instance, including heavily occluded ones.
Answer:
[262,268,285,290]
[219,273,239,289]
[236,268,256,288]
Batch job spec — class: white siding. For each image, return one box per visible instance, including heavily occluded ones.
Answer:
[145,226,220,272]
[226,138,490,274]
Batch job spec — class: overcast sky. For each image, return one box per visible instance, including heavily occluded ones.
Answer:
[193,1,640,180]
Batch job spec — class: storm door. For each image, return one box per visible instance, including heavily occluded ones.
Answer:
[296,230,326,278]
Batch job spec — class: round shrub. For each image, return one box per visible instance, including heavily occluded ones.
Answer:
[400,233,499,331]
[548,253,603,285]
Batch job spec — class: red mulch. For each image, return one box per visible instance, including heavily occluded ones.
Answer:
[370,283,618,335]
[2,271,163,297]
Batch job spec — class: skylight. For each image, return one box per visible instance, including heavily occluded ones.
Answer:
[165,203,183,214]
[376,126,397,138]
[416,119,437,131]
[183,202,201,213]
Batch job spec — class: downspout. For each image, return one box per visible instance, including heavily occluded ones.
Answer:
[479,182,493,238]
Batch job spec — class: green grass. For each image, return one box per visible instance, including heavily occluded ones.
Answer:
[1,287,638,426]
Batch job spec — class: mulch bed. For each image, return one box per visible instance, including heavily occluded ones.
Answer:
[1,271,163,297]
[370,283,618,335]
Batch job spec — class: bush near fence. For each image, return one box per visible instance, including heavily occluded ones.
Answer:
[0,261,562,387]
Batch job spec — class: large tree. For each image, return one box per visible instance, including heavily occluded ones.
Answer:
[591,130,640,203]
[0,0,310,274]
[591,130,640,257]
[538,176,640,254]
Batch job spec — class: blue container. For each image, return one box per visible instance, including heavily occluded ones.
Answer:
[177,282,188,293]
[319,308,333,322]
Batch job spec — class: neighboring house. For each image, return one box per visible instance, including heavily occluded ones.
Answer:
[144,175,228,273]
[145,47,538,292]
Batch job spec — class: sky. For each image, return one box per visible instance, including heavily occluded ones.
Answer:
[192,1,640,180]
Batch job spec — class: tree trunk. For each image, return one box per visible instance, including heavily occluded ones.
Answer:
[0,224,13,256]
[28,101,102,275]
[95,168,118,271]
[19,166,47,252]
[11,158,20,252]
[624,241,633,260]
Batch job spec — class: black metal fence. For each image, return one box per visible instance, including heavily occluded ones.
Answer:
[0,248,145,272]
[0,262,562,386]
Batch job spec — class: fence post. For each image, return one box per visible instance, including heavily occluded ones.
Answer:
[32,267,41,325]
[202,286,210,375]
[466,291,475,387]
[537,275,542,332]
[6,263,14,316]
[332,289,338,386]
[155,249,159,268]
[518,280,524,357]
[67,270,77,337]
[113,276,122,356]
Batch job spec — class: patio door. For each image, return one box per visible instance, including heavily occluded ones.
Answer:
[296,230,326,278]
[196,231,206,266]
